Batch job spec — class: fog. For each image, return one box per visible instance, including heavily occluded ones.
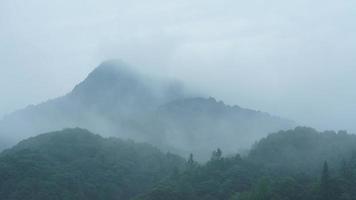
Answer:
[1,0,356,132]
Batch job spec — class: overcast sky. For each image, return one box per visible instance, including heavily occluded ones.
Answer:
[0,0,355,132]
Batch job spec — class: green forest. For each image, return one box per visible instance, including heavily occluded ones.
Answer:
[2,0,356,199]
[1,127,356,200]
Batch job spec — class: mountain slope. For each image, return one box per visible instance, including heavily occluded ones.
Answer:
[150,97,295,160]
[136,127,356,200]
[3,127,356,200]
[0,61,295,159]
[0,60,187,148]
[248,127,356,174]
[0,128,184,200]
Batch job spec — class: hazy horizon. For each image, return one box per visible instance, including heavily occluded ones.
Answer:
[1,0,355,132]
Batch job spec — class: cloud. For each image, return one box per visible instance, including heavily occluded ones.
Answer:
[0,0,356,131]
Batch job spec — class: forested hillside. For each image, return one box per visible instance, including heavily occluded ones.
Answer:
[137,127,356,200]
[1,127,356,199]
[0,128,184,200]
[2,0,354,199]
[248,127,356,174]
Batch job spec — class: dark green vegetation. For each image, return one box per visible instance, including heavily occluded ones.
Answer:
[248,127,356,174]
[1,127,356,199]
[0,61,295,159]
[137,127,356,200]
[0,128,184,200]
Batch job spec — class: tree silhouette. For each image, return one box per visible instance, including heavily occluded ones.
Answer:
[320,161,331,200]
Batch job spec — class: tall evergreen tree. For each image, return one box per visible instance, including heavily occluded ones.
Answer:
[320,161,331,200]
[211,148,222,161]
[187,153,196,168]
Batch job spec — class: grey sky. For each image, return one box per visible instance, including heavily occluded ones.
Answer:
[0,0,355,132]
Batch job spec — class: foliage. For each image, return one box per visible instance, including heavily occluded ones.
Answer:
[138,127,356,200]
[0,128,185,200]
[2,127,356,200]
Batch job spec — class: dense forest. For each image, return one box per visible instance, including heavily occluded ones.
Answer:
[1,127,356,199]
[0,128,184,200]
[138,127,356,200]
[2,0,355,199]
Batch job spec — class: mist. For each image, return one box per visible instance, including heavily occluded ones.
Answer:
[2,1,356,199]
[1,0,356,133]
[0,59,294,161]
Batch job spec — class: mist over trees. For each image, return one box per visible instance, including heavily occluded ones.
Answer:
[137,127,356,200]
[0,61,295,160]
[2,127,356,199]
[4,61,355,199]
[248,127,356,174]
[0,128,185,200]
[1,0,355,198]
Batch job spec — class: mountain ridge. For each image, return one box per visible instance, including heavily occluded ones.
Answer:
[0,128,185,200]
[0,60,296,159]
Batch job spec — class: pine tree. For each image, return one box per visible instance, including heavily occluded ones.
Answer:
[320,161,331,200]
[187,153,195,168]
[211,148,222,161]
[340,159,352,180]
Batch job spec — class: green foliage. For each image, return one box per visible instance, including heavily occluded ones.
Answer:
[320,161,331,200]
[0,128,185,200]
[248,127,356,174]
[3,127,356,200]
[137,150,261,200]
[138,127,356,200]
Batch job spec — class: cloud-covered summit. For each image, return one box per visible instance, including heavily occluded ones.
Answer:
[0,61,295,160]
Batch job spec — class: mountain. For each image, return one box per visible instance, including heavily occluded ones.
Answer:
[151,97,295,160]
[3,127,356,200]
[0,60,187,148]
[0,128,185,200]
[0,60,295,159]
[136,127,356,200]
[248,127,356,174]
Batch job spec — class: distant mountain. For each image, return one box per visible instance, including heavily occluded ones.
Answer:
[0,60,188,147]
[151,97,295,160]
[0,60,295,159]
[68,60,185,115]
[0,128,184,200]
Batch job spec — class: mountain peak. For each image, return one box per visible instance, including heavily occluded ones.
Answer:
[82,59,138,87]
[91,59,135,77]
[70,60,146,100]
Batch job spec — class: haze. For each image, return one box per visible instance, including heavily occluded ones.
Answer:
[1,0,355,132]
